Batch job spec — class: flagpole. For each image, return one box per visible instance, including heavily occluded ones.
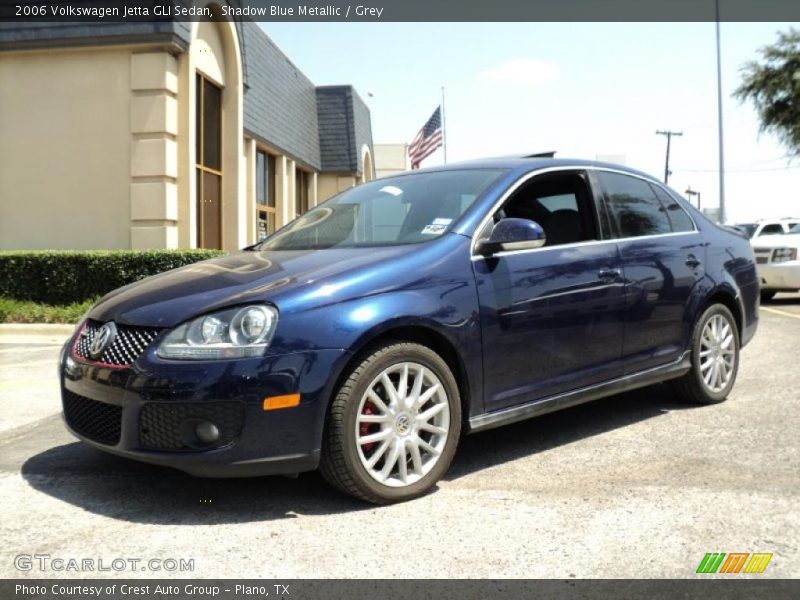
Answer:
[441,85,447,164]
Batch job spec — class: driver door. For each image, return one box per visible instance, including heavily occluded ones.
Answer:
[473,170,627,412]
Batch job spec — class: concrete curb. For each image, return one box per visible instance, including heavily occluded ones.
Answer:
[0,323,75,345]
[0,323,75,336]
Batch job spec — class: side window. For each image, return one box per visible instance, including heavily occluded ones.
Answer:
[650,185,695,233]
[759,224,783,236]
[498,172,597,247]
[597,172,671,238]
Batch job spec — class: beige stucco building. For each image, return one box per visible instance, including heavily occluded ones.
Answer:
[374,143,410,179]
[0,12,374,251]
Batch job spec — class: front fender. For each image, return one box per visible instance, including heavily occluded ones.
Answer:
[273,283,483,418]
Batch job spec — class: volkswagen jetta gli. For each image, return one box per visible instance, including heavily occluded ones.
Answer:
[60,157,759,503]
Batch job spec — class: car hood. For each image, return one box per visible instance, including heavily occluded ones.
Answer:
[752,233,800,249]
[89,245,423,327]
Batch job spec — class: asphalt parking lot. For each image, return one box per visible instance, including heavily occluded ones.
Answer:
[1,296,798,579]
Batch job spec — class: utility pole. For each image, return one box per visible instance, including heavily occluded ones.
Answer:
[715,0,726,223]
[656,130,683,184]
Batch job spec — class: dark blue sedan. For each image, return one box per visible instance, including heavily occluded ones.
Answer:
[61,157,759,503]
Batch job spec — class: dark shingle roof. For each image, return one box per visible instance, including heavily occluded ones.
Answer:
[0,22,190,51]
[316,86,372,175]
[240,22,321,170]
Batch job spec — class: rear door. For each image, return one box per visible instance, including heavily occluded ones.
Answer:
[474,170,628,412]
[593,170,704,373]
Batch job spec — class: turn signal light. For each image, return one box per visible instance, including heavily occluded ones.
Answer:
[263,393,301,411]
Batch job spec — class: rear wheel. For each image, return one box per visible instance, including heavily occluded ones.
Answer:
[673,304,740,404]
[320,342,461,504]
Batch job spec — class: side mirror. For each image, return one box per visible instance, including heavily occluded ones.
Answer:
[475,218,546,255]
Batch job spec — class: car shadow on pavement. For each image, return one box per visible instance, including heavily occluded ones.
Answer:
[446,382,695,480]
[20,424,368,524]
[20,383,696,524]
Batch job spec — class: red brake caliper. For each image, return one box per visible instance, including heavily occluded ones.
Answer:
[360,402,377,454]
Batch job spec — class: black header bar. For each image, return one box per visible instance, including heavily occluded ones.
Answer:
[2,0,800,23]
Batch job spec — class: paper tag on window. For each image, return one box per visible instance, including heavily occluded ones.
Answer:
[379,185,403,196]
[421,224,448,235]
[432,218,452,226]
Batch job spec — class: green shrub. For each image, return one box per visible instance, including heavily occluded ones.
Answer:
[0,250,225,304]
[0,296,97,324]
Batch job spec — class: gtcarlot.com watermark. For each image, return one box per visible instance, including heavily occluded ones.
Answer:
[14,554,195,573]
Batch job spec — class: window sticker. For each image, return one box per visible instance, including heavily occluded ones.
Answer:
[421,224,448,235]
[432,218,453,226]
[379,185,403,196]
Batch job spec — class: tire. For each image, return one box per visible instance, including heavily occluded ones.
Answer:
[672,303,740,405]
[760,291,776,303]
[319,341,462,504]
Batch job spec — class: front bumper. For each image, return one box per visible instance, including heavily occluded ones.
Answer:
[757,260,800,291]
[60,337,348,477]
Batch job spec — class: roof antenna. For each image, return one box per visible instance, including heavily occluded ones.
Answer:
[525,151,556,158]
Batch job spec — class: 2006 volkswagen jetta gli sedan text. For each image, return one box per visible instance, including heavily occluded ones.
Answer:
[60,157,759,503]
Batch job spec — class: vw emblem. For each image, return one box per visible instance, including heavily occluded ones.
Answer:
[89,322,117,359]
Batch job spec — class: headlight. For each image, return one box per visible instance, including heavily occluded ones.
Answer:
[157,305,278,360]
[772,247,797,263]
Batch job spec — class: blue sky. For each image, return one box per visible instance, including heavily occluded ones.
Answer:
[260,22,799,223]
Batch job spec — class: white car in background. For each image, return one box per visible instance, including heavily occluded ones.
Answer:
[752,223,800,301]
[733,218,800,239]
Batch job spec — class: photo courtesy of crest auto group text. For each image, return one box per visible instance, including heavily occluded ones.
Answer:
[0,1,799,598]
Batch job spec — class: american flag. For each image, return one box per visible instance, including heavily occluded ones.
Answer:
[408,106,443,169]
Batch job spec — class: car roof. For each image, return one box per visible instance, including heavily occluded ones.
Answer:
[409,155,660,182]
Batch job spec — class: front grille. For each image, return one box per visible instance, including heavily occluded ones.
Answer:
[63,390,122,445]
[140,401,245,451]
[756,256,769,264]
[74,320,160,367]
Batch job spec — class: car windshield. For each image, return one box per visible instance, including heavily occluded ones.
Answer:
[257,169,505,250]
[789,224,800,234]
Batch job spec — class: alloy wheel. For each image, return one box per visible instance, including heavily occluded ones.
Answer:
[699,313,736,393]
[354,362,450,487]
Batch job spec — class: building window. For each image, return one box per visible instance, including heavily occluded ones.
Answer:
[295,169,309,218]
[256,150,276,241]
[196,74,223,249]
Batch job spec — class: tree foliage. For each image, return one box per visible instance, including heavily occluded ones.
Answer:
[735,29,800,157]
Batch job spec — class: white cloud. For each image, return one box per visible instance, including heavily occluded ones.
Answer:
[477,58,560,86]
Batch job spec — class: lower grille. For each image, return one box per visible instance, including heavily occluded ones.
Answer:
[63,390,122,445]
[139,402,244,451]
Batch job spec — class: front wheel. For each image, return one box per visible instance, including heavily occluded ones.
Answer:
[672,304,740,404]
[320,342,461,504]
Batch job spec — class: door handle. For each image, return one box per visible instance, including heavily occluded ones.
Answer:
[685,255,702,268]
[598,267,622,282]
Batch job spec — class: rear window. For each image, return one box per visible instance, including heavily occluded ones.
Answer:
[651,185,695,233]
[596,171,671,238]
